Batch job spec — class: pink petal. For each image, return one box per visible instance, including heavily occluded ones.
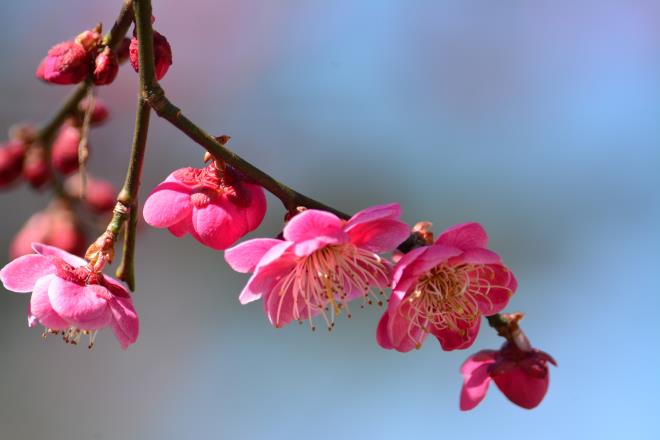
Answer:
[404,244,463,279]
[387,300,427,352]
[193,200,246,250]
[29,274,69,330]
[0,254,55,293]
[473,264,517,315]
[391,247,428,288]
[167,214,195,238]
[225,238,283,273]
[283,210,348,256]
[143,181,193,228]
[492,366,550,409]
[264,283,300,328]
[451,248,501,265]
[345,203,402,229]
[459,351,497,411]
[347,219,410,253]
[243,183,267,231]
[432,318,481,351]
[376,312,394,349]
[32,242,86,267]
[437,222,489,250]
[238,250,295,304]
[109,296,139,349]
[48,277,111,328]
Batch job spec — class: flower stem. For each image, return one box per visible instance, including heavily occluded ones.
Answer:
[115,0,154,290]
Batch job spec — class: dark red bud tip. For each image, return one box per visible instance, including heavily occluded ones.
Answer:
[39,41,90,85]
[52,124,82,175]
[129,31,173,80]
[93,48,119,86]
[79,98,109,125]
[0,141,25,188]
[22,147,51,189]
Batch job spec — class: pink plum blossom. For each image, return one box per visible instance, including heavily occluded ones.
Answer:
[225,204,410,329]
[460,342,557,410]
[0,243,139,349]
[143,163,267,250]
[377,222,517,352]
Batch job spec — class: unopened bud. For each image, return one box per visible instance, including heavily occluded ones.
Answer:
[0,140,25,188]
[22,147,51,188]
[36,41,90,85]
[93,47,119,86]
[129,31,173,80]
[79,98,109,125]
[74,25,103,53]
[51,123,82,175]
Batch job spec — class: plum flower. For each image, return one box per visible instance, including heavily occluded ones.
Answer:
[143,163,267,250]
[0,243,139,349]
[460,342,557,410]
[377,223,517,352]
[225,204,410,329]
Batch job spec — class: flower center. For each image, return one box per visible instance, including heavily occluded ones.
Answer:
[271,244,389,330]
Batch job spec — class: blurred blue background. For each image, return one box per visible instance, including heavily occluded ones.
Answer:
[1,1,659,439]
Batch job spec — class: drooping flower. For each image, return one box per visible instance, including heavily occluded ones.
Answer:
[143,163,267,250]
[129,31,172,80]
[377,222,517,352]
[460,342,556,410]
[10,204,86,259]
[225,204,410,329]
[0,243,139,349]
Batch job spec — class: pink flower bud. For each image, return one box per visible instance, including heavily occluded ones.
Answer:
[93,47,119,86]
[65,175,116,214]
[10,207,86,260]
[0,141,25,188]
[129,31,172,80]
[79,98,109,126]
[22,147,51,188]
[74,26,102,53]
[51,124,81,175]
[116,37,131,63]
[37,41,90,85]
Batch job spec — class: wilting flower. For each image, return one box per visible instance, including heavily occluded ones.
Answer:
[460,342,557,410]
[143,163,266,250]
[10,204,86,259]
[129,31,172,80]
[0,243,139,349]
[377,223,517,352]
[225,204,410,329]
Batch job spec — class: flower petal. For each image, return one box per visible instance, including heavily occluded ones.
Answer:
[29,274,69,330]
[193,200,246,250]
[0,254,55,293]
[459,351,497,411]
[109,297,139,349]
[238,251,295,304]
[167,214,195,238]
[432,318,481,351]
[437,222,489,250]
[345,203,402,229]
[143,181,193,228]
[283,210,348,256]
[347,219,410,253]
[376,312,394,349]
[225,238,283,273]
[387,300,427,352]
[492,366,550,409]
[48,277,111,328]
[473,264,517,315]
[391,247,428,289]
[32,242,86,267]
[243,183,267,231]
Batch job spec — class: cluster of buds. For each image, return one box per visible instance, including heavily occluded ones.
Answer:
[36,25,122,86]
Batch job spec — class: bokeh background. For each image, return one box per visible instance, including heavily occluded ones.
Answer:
[1,1,659,439]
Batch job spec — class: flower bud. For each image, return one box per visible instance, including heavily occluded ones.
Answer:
[79,98,109,125]
[116,37,131,63]
[93,47,119,86]
[65,175,116,214]
[36,41,90,85]
[51,123,82,175]
[129,31,172,80]
[74,25,103,53]
[10,205,86,259]
[0,141,25,188]
[22,147,51,188]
